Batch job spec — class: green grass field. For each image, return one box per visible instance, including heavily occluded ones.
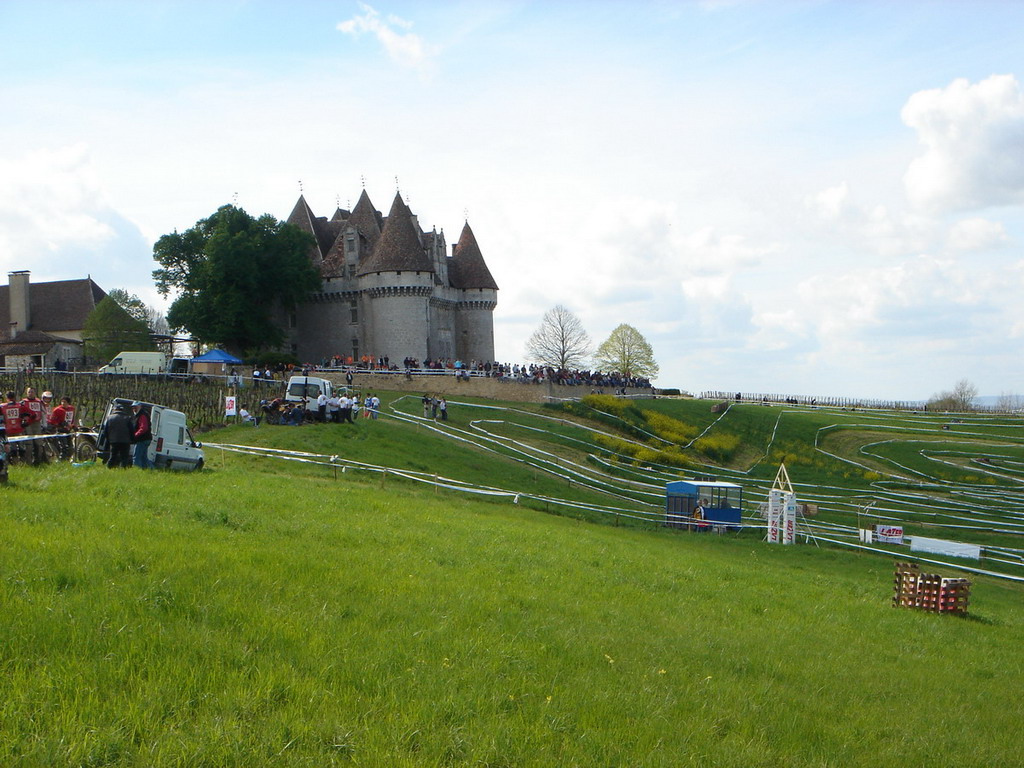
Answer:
[3,392,1024,765]
[3,459,1024,767]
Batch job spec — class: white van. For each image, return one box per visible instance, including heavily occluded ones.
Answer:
[98,351,168,375]
[97,399,204,470]
[284,375,333,406]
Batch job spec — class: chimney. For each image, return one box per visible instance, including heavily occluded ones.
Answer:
[8,270,30,337]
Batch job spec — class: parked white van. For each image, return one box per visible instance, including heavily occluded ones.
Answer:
[284,375,333,406]
[97,399,204,470]
[98,351,168,375]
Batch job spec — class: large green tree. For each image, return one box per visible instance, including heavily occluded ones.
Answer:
[106,288,149,325]
[595,323,659,379]
[152,205,319,354]
[82,295,156,363]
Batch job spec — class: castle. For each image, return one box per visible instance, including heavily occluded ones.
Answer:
[284,189,498,366]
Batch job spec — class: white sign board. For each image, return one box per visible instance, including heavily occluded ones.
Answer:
[782,492,797,545]
[875,525,904,545]
[767,489,783,543]
[910,536,981,560]
[225,396,237,417]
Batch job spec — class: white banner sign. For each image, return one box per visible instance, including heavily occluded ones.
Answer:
[782,492,796,545]
[910,536,981,560]
[875,525,904,545]
[225,395,237,417]
[767,489,783,543]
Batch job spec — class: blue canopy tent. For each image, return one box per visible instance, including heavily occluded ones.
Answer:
[191,349,243,364]
[190,348,243,375]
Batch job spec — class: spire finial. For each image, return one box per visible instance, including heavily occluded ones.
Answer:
[360,174,366,189]
[298,179,304,194]
[463,207,469,223]
[232,191,238,206]
[395,175,400,191]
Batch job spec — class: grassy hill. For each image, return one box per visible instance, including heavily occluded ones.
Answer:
[3,392,1024,765]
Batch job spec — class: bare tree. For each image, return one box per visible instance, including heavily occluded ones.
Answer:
[952,378,979,411]
[997,392,1023,412]
[526,305,591,370]
[927,378,978,411]
[146,305,171,337]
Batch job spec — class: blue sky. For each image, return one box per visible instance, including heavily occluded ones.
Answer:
[2,1,1023,400]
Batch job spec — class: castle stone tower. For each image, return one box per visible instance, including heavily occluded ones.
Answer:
[284,187,498,365]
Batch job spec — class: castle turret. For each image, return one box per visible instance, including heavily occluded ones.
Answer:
[357,193,435,362]
[449,222,498,362]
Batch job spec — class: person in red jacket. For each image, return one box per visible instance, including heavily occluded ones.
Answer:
[3,391,30,463]
[131,401,152,469]
[2,391,28,437]
[47,397,77,433]
[21,387,44,464]
[45,396,77,460]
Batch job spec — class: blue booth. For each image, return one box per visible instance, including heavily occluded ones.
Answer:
[665,480,743,531]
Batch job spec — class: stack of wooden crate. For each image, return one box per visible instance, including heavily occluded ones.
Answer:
[892,562,970,615]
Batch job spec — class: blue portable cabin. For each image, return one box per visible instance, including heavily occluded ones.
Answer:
[665,480,743,530]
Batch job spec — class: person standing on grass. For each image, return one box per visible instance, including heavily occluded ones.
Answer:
[20,387,44,465]
[370,394,380,419]
[48,396,76,460]
[317,391,328,423]
[39,391,55,431]
[105,405,133,468]
[2,391,29,463]
[131,402,152,469]
[422,393,431,418]
[439,397,448,421]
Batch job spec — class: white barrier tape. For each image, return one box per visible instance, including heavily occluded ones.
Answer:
[222,395,1024,580]
[206,441,663,520]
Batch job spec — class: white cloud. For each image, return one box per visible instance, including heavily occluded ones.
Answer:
[808,182,850,221]
[902,74,1024,213]
[0,145,113,271]
[806,180,935,258]
[946,217,1008,252]
[0,144,153,293]
[338,4,436,73]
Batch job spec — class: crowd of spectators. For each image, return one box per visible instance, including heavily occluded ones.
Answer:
[243,356,652,391]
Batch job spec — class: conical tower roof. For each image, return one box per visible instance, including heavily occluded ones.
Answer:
[449,222,498,290]
[358,193,433,275]
[286,195,325,259]
[347,189,382,254]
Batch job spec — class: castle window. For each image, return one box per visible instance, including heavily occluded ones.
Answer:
[349,300,358,324]
[351,338,359,359]
[346,238,355,253]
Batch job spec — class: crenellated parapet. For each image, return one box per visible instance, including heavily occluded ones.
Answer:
[307,290,361,303]
[457,299,497,311]
[365,285,433,299]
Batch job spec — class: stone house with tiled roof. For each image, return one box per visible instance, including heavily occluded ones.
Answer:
[284,189,497,365]
[0,271,107,368]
